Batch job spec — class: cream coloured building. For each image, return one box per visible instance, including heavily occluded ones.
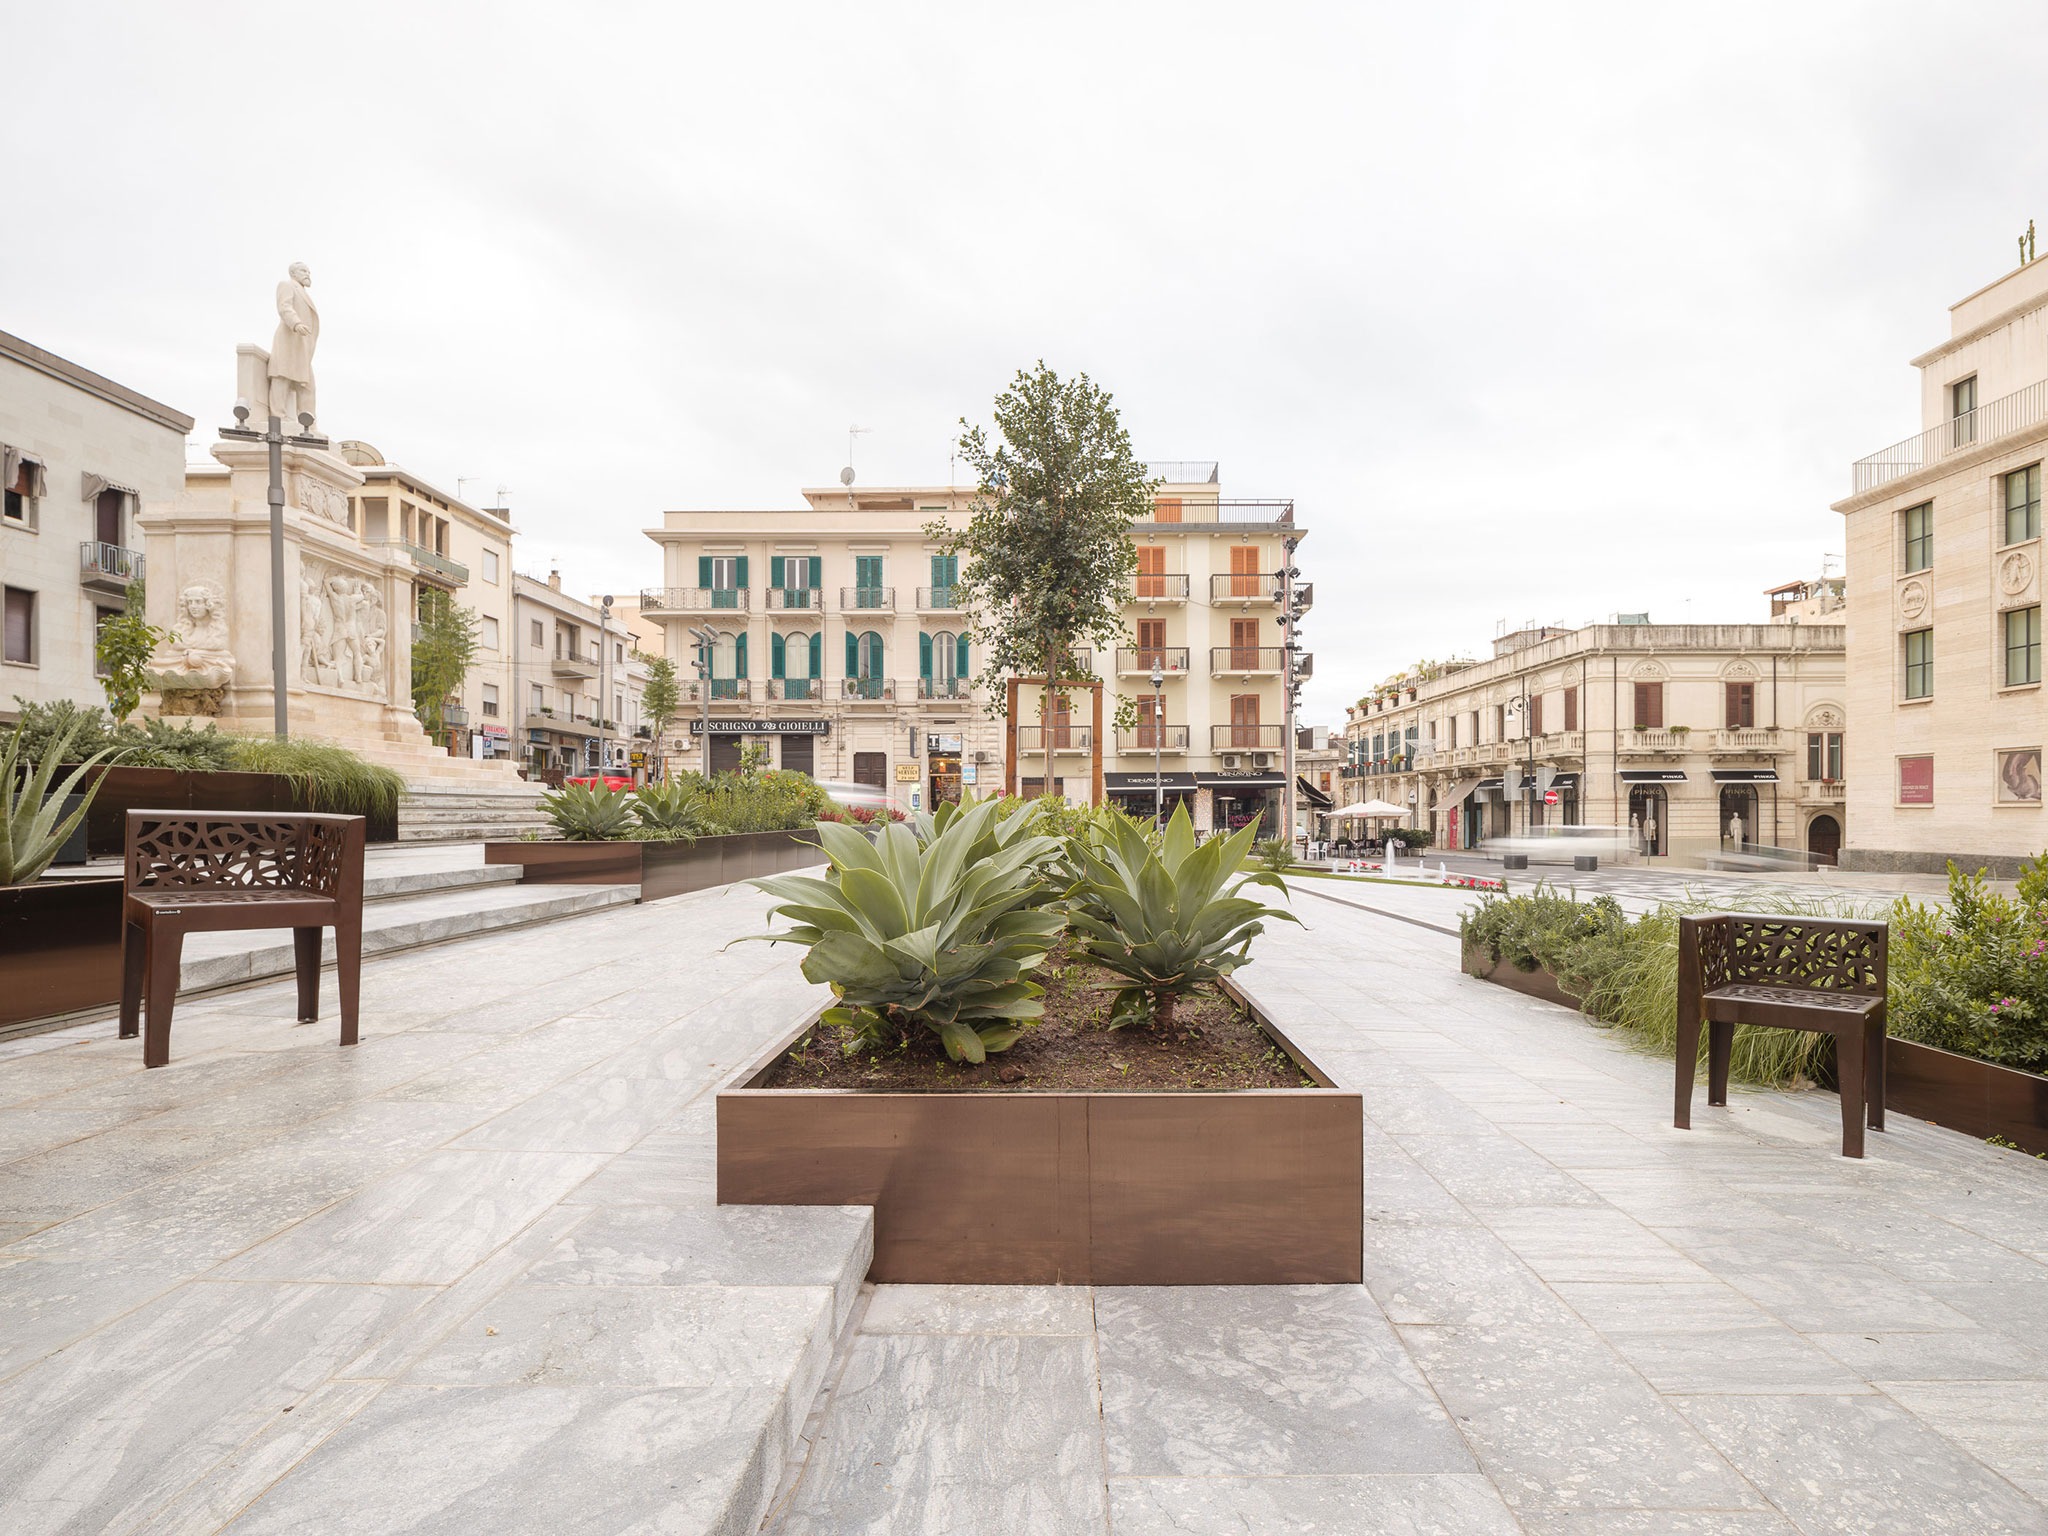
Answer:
[1831,258,2048,875]
[1339,600,1847,866]
[1,329,192,722]
[513,570,648,779]
[640,465,1309,826]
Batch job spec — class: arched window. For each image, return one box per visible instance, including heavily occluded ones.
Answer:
[846,630,885,698]
[772,631,820,700]
[707,630,746,699]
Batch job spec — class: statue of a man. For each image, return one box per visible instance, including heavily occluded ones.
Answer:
[268,262,319,428]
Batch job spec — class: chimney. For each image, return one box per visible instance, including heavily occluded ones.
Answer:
[548,567,562,591]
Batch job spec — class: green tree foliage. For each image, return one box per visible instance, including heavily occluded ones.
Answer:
[642,655,681,745]
[410,591,478,736]
[927,362,1155,798]
[94,582,170,724]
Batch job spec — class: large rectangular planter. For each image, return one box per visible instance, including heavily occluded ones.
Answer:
[485,828,822,900]
[0,878,124,1030]
[1461,941,1583,1011]
[1886,1038,2048,1157]
[716,995,1363,1286]
[70,766,398,855]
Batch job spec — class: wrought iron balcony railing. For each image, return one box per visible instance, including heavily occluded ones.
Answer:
[916,586,960,611]
[764,587,822,612]
[767,678,821,701]
[919,676,973,700]
[1209,724,1286,750]
[1208,573,1283,603]
[1016,725,1093,753]
[1130,573,1191,601]
[1117,725,1189,753]
[1210,646,1286,674]
[840,586,895,612]
[638,586,750,613]
[841,677,894,701]
[78,540,145,590]
[1116,646,1190,675]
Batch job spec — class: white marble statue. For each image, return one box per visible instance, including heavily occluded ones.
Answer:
[268,263,319,428]
[146,584,238,691]
[1727,812,1744,847]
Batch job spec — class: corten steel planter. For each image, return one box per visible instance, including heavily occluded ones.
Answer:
[68,766,398,855]
[716,991,1363,1286]
[485,828,823,900]
[1886,1038,2048,1156]
[1461,942,1583,1011]
[0,878,124,1030]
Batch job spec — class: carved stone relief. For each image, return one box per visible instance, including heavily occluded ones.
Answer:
[1805,704,1844,728]
[299,555,387,698]
[1720,658,1759,680]
[1898,578,1929,621]
[1629,659,1669,680]
[296,476,352,527]
[146,583,237,713]
[2000,549,2036,598]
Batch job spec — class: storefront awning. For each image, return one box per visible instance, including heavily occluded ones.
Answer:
[1296,776,1333,809]
[1439,776,1484,810]
[1473,776,1504,794]
[1619,769,1688,783]
[1710,769,1779,783]
[1513,771,1582,791]
[1105,771,1197,792]
[1197,773,1286,791]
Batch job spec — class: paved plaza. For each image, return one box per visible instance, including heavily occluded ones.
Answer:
[5,876,2048,1532]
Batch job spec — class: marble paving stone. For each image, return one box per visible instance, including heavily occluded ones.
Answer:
[1516,1514,1804,1535]
[1876,1379,2048,1498]
[1362,1220,1580,1328]
[1106,1473,1521,1535]
[217,1148,610,1285]
[0,1251,194,1381]
[1553,1280,1778,1335]
[1599,1324,1876,1395]
[220,1384,776,1536]
[0,1278,424,1536]
[775,1333,1105,1536]
[0,1103,163,1164]
[0,1120,266,1225]
[557,1138,717,1208]
[1649,1224,1977,1334]
[454,1072,697,1155]
[1399,1132,1607,1209]
[0,1050,141,1108]
[1676,1392,2048,1535]
[1397,1322,1762,1513]
[862,1284,1096,1336]
[1095,1286,1472,1478]
[0,1220,39,1245]
[1808,1328,2048,1382]
[1484,1208,1712,1285]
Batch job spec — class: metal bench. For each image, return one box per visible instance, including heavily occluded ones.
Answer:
[118,812,366,1068]
[1675,913,1888,1157]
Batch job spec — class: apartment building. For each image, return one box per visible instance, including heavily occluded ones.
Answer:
[1831,258,2048,875]
[0,329,192,721]
[640,465,1309,824]
[337,444,516,761]
[1340,599,1846,865]
[513,570,648,778]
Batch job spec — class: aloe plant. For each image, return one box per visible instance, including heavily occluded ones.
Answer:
[2,717,121,886]
[749,796,1065,1063]
[1065,802,1297,1031]
[539,781,637,840]
[629,779,713,840]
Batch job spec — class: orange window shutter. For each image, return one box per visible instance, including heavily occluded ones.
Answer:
[1230,618,1259,668]
[1230,545,1259,597]
[1154,497,1182,523]
[1137,545,1163,598]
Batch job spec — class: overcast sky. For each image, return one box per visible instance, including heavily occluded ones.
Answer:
[9,1,2048,726]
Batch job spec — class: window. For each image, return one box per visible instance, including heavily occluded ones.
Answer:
[1493,704,1505,740]
[1528,694,1543,737]
[614,692,624,720]
[2006,606,2042,687]
[1724,681,1755,728]
[481,683,499,718]
[1137,617,1166,670]
[853,555,885,608]
[615,642,624,664]
[530,619,544,648]
[1902,502,1933,573]
[1229,693,1261,748]
[94,487,127,548]
[1563,685,1578,732]
[1903,628,1934,699]
[1153,496,1182,523]
[1447,716,1459,749]
[2005,464,2041,546]
[481,615,500,649]
[1952,376,1977,446]
[483,550,500,584]
[1633,681,1663,729]
[1136,545,1165,598]
[1228,545,1261,598]
[530,683,545,713]
[4,455,40,527]
[4,586,35,664]
[1808,732,1843,781]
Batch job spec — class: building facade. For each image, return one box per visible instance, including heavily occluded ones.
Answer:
[1340,608,1847,865]
[1,330,192,722]
[513,570,648,779]
[1832,259,2048,875]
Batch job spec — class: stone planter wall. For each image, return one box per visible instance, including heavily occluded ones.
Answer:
[1460,941,1584,1011]
[69,766,398,855]
[484,827,823,901]
[0,878,124,1031]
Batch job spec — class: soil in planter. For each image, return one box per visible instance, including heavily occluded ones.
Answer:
[759,949,1315,1094]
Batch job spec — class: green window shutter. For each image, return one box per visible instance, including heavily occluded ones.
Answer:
[770,556,785,590]
[808,556,822,588]
[734,556,749,590]
[771,633,785,678]
[808,633,822,677]
[697,555,711,588]
[845,631,858,676]
[735,633,748,678]
[957,634,970,678]
[920,633,933,679]
[930,555,945,588]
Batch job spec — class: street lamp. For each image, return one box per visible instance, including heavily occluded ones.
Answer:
[687,622,715,774]
[598,595,613,781]
[1150,662,1165,829]
[1507,689,1537,836]
[220,399,327,739]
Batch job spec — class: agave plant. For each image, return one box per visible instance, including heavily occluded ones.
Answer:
[749,796,1065,1063]
[1065,803,1298,1032]
[629,779,714,840]
[2,716,121,886]
[539,781,637,841]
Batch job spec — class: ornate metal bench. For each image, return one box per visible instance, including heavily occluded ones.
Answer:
[119,812,366,1068]
[1675,913,1888,1157]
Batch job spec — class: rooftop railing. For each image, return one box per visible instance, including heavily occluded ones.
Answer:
[1852,379,2048,493]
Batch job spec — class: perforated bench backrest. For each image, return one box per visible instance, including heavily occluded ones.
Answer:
[1690,914,1886,997]
[125,814,356,897]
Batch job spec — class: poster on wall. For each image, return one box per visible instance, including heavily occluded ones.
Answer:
[1997,747,2043,804]
[1898,755,1935,806]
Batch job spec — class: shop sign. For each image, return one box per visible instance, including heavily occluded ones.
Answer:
[481,724,510,739]
[926,734,963,754]
[893,762,919,783]
[629,751,646,767]
[1898,755,1935,806]
[962,763,978,785]
[687,719,830,735]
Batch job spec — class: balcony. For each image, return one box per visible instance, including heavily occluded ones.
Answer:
[916,586,961,613]
[1131,574,1191,604]
[1294,582,1314,612]
[919,676,973,701]
[1209,725,1286,751]
[1116,646,1191,676]
[707,679,753,703]
[1210,646,1286,675]
[764,588,823,614]
[550,652,598,680]
[767,678,822,702]
[1136,498,1296,529]
[1712,727,1787,754]
[403,541,468,588]
[1620,729,1692,753]
[78,540,144,595]
[1799,779,1848,803]
[1291,651,1314,680]
[1116,725,1189,754]
[1852,378,2048,494]
[441,704,470,729]
[1208,573,1283,605]
[1531,731,1587,758]
[523,711,592,736]
[1016,726,1093,754]
[840,586,895,613]
[638,586,750,614]
[841,677,895,702]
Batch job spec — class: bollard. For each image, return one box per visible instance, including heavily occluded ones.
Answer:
[1502,853,1529,871]
[1574,855,1599,873]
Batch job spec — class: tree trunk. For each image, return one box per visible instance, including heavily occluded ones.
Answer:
[1152,991,1176,1032]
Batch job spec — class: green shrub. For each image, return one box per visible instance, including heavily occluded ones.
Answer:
[227,738,404,821]
[1887,859,2048,1072]
[2,716,121,886]
[1386,825,1435,851]
[1255,836,1294,873]
[541,781,638,840]
[670,769,831,833]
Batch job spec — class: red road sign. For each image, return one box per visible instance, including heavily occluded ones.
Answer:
[1543,789,1560,805]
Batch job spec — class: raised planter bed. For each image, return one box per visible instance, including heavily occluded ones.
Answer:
[69,766,398,855]
[485,827,823,900]
[0,878,124,1031]
[1460,941,1583,1011]
[715,988,1363,1286]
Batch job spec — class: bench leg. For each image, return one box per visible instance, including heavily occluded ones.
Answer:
[334,914,361,1049]
[142,928,184,1070]
[1674,999,1700,1130]
[294,927,322,1023]
[119,921,146,1040]
[1866,1019,1887,1132]
[1707,1022,1734,1107]
[1836,1024,1866,1158]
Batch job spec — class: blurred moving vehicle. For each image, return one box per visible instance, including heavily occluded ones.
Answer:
[564,774,635,792]
[1479,825,1634,863]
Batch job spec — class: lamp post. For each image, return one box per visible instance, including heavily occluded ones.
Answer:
[1507,689,1537,836]
[219,400,326,739]
[687,622,715,775]
[1150,662,1165,828]
[1278,538,1302,851]
[597,595,613,780]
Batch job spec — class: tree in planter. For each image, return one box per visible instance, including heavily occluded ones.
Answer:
[927,362,1154,802]
[410,591,478,738]
[642,656,681,776]
[94,581,171,725]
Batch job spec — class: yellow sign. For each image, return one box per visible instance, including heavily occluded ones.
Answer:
[894,762,919,782]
